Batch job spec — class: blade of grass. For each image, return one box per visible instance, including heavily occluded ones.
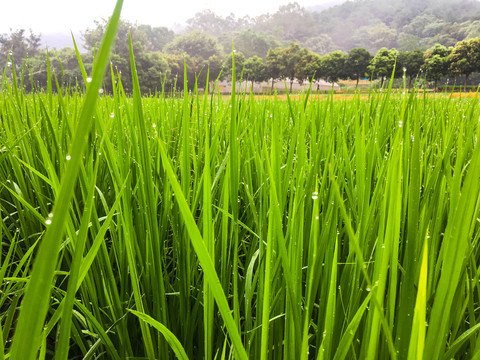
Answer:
[128,310,189,360]
[9,2,124,359]
[158,138,248,360]
[407,232,428,360]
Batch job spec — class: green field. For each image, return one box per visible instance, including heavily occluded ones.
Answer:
[1,5,480,360]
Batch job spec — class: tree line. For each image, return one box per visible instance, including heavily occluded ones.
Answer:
[1,21,479,94]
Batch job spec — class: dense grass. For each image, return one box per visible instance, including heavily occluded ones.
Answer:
[1,9,480,359]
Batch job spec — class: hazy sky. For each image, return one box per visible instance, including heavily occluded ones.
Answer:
[0,0,335,34]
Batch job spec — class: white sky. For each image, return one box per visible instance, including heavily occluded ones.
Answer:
[0,0,334,34]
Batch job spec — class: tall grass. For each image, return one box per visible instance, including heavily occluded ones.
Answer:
[1,5,480,358]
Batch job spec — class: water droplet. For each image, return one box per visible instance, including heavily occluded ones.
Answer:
[152,123,157,128]
[110,112,115,118]
[86,77,92,83]
[48,213,53,218]
[398,120,403,128]
[66,155,71,161]
[312,191,318,200]
[98,88,104,94]
[366,287,371,292]
[45,219,52,225]
[7,62,12,67]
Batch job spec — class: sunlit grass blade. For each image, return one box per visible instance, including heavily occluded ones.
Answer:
[9,1,124,359]
[407,232,428,360]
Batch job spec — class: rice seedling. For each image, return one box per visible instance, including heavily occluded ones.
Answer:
[1,2,480,358]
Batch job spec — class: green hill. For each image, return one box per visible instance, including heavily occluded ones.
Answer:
[311,0,480,52]
[184,0,480,54]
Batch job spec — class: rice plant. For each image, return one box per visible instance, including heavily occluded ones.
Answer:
[1,1,480,358]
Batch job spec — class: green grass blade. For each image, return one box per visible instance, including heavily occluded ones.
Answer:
[407,233,428,360]
[128,310,189,360]
[9,1,124,359]
[424,119,480,359]
[158,138,248,360]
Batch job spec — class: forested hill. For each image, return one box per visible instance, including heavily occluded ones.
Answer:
[312,0,480,52]
[184,0,480,55]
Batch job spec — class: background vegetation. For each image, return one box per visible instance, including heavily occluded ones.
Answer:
[2,0,480,93]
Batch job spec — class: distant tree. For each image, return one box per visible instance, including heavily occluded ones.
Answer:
[345,48,372,87]
[305,34,336,56]
[397,33,421,52]
[243,56,267,88]
[456,20,480,41]
[222,51,246,81]
[0,28,41,68]
[449,38,480,91]
[423,44,450,91]
[82,20,176,93]
[25,51,49,91]
[398,49,424,88]
[321,51,346,84]
[367,47,400,86]
[352,23,397,53]
[195,54,224,90]
[402,14,440,38]
[137,25,175,52]
[82,19,146,58]
[165,53,198,92]
[164,31,222,60]
[186,10,238,35]
[278,43,310,92]
[81,19,147,92]
[26,48,90,92]
[136,51,170,93]
[205,54,224,85]
[54,47,85,89]
[233,30,277,59]
[266,47,282,91]
[296,52,322,85]
[109,52,131,92]
[268,2,317,43]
